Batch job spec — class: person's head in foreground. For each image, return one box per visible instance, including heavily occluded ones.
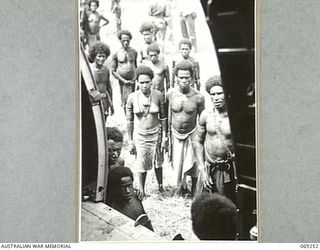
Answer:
[191,193,237,240]
[108,166,134,202]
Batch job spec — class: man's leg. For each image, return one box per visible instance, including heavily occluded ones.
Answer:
[191,177,198,197]
[138,172,147,198]
[154,167,164,192]
[185,15,197,51]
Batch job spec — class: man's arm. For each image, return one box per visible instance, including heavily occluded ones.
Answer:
[159,93,168,147]
[195,111,212,190]
[106,69,113,101]
[126,95,136,154]
[164,64,170,91]
[194,61,200,90]
[198,94,205,116]
[171,60,176,88]
[100,13,110,26]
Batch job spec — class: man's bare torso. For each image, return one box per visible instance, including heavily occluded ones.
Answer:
[168,88,203,134]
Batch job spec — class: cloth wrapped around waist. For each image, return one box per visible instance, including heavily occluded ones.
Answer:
[171,126,198,186]
[134,125,160,172]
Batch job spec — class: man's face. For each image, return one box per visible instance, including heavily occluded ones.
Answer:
[176,70,192,93]
[209,85,225,109]
[148,51,159,63]
[142,31,153,44]
[95,53,106,66]
[138,74,152,94]
[120,34,131,49]
[108,139,122,166]
[89,1,98,11]
[120,176,134,201]
[179,44,191,59]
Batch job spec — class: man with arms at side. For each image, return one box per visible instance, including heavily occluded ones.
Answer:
[144,43,170,94]
[195,76,237,203]
[166,61,204,197]
[111,30,138,113]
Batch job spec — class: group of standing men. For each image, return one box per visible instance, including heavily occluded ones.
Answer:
[80,0,237,205]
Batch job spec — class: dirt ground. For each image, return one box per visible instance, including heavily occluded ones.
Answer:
[84,0,220,240]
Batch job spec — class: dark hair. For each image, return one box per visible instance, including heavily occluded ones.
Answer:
[107,127,123,143]
[117,29,132,40]
[106,166,134,203]
[135,65,154,80]
[146,43,160,55]
[179,38,192,49]
[88,0,99,8]
[205,76,223,93]
[140,22,154,33]
[174,60,194,77]
[191,193,237,240]
[88,41,110,63]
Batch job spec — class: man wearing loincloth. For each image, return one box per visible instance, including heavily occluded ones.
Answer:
[195,76,237,203]
[166,61,204,197]
[126,65,167,198]
[111,30,137,113]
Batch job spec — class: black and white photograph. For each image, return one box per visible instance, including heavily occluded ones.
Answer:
[80,0,256,241]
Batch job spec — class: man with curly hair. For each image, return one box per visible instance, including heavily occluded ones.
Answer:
[166,60,204,197]
[191,193,237,240]
[126,65,167,198]
[195,76,236,203]
[88,41,114,117]
[111,30,138,113]
[80,0,109,48]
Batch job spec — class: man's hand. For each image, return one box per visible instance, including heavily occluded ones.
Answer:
[200,167,213,191]
[128,141,136,155]
[135,189,145,200]
[161,136,168,149]
[109,105,114,116]
[125,80,134,85]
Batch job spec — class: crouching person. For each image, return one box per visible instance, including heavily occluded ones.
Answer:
[105,166,154,231]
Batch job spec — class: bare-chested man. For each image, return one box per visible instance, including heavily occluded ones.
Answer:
[195,76,236,203]
[172,38,200,90]
[144,44,170,94]
[166,61,204,197]
[81,0,109,48]
[138,22,157,65]
[126,65,167,198]
[111,30,138,113]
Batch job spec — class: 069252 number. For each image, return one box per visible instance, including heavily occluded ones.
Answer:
[300,244,319,249]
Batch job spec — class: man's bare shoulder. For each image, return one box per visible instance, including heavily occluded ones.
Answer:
[199,109,209,125]
[127,91,137,104]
